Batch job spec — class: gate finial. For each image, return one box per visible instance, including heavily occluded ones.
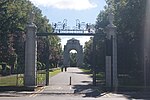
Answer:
[29,12,35,24]
[108,2,114,26]
[108,4,114,25]
[108,12,114,25]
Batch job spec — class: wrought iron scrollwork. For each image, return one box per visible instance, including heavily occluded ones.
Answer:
[52,19,95,34]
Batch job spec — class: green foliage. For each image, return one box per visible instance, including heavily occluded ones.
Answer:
[0,0,62,74]
[49,36,62,68]
[37,36,62,69]
[70,52,77,67]
[80,67,92,74]
[0,75,18,86]
[92,0,146,86]
[113,0,146,86]
[37,70,46,85]
[84,32,105,72]
[84,37,93,66]
[0,0,33,33]
[0,63,11,75]
[0,0,32,73]
[37,61,43,70]
[50,69,61,77]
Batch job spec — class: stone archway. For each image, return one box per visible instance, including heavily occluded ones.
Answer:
[63,38,83,67]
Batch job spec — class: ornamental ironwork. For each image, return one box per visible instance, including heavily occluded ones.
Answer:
[52,19,95,35]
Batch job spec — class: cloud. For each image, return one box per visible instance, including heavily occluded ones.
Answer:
[30,0,97,10]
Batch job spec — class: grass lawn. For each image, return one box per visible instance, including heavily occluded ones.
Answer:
[37,70,46,85]
[0,68,61,86]
[50,68,61,77]
[80,67,105,85]
[80,68,92,74]
[0,75,18,86]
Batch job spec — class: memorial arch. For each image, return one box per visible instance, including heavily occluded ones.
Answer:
[63,38,83,67]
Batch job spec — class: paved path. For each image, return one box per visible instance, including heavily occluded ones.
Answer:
[41,67,93,94]
[50,67,92,85]
[32,67,132,99]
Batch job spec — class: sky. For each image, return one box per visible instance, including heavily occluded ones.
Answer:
[29,0,107,50]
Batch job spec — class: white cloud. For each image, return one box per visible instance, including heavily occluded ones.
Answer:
[30,0,97,10]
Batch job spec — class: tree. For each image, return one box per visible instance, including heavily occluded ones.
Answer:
[70,52,77,67]
[113,0,146,85]
[84,37,93,66]
[94,0,146,86]
[0,0,62,74]
[49,36,62,68]
[0,0,33,73]
[37,35,62,69]
[83,9,109,71]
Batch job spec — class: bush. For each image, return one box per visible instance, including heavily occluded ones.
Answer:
[37,61,42,70]
[0,65,2,74]
[37,62,47,70]
[1,63,11,76]
[42,63,46,69]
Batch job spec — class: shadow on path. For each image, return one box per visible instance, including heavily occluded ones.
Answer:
[69,71,92,75]
[72,84,103,97]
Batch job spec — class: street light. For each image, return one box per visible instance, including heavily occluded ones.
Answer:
[52,19,68,33]
[63,19,67,29]
[76,19,80,29]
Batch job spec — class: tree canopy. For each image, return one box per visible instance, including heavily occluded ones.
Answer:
[0,0,62,74]
[84,0,146,86]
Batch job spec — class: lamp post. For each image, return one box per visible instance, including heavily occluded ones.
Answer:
[76,19,80,29]
[63,19,67,29]
[52,19,68,33]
